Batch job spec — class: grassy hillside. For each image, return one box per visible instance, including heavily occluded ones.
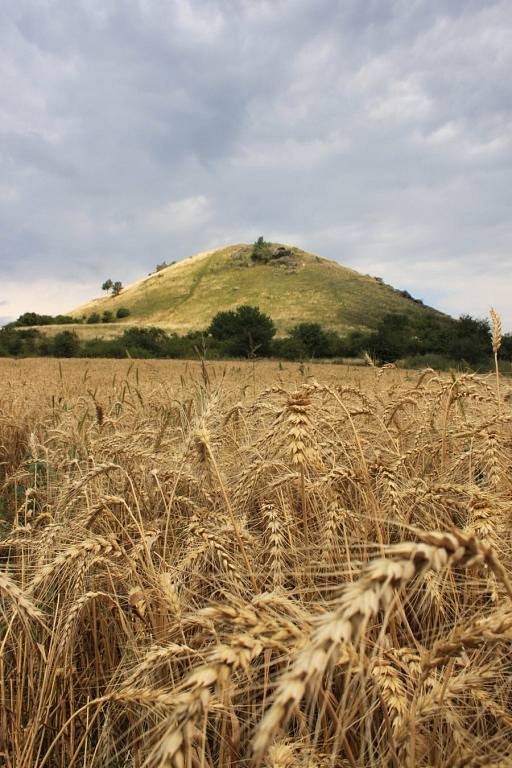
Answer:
[70,243,444,335]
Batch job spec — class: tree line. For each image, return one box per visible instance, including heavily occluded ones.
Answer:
[1,305,511,370]
[9,308,131,327]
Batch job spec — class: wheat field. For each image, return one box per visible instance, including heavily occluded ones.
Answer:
[1,356,512,767]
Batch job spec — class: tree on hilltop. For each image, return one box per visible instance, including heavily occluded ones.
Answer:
[251,236,272,263]
[102,279,113,293]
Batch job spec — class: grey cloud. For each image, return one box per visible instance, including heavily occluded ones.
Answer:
[0,0,511,326]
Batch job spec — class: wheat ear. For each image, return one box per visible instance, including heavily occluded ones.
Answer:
[490,307,502,415]
[252,529,510,761]
[0,570,47,628]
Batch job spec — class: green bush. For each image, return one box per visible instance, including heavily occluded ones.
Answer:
[116,307,131,319]
[102,311,114,323]
[87,313,101,324]
[399,354,468,371]
[81,338,125,358]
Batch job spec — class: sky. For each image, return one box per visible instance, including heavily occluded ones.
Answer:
[1,0,511,328]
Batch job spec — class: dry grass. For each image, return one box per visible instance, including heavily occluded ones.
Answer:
[1,356,511,767]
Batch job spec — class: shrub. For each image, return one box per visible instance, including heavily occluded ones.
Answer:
[102,311,114,323]
[116,307,131,319]
[271,336,307,360]
[87,313,101,324]
[399,354,466,371]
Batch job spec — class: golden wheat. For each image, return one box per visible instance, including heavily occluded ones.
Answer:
[0,357,511,767]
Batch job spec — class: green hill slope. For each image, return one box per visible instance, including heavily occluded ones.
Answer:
[71,243,444,335]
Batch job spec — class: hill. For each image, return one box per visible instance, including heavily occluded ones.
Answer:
[70,243,444,336]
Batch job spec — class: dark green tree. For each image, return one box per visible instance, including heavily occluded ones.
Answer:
[208,305,276,356]
[119,327,169,356]
[0,328,24,355]
[447,315,491,365]
[502,333,512,361]
[371,313,414,363]
[290,323,331,358]
[16,312,53,326]
[6,331,23,355]
[112,281,123,296]
[343,329,374,358]
[14,312,76,327]
[102,279,113,292]
[208,309,238,340]
[251,236,272,263]
[52,330,80,357]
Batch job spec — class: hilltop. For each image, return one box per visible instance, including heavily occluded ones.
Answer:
[70,243,444,336]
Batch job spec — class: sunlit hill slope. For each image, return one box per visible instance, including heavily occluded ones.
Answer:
[70,243,444,336]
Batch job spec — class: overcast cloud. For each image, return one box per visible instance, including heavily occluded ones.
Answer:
[1,0,511,327]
